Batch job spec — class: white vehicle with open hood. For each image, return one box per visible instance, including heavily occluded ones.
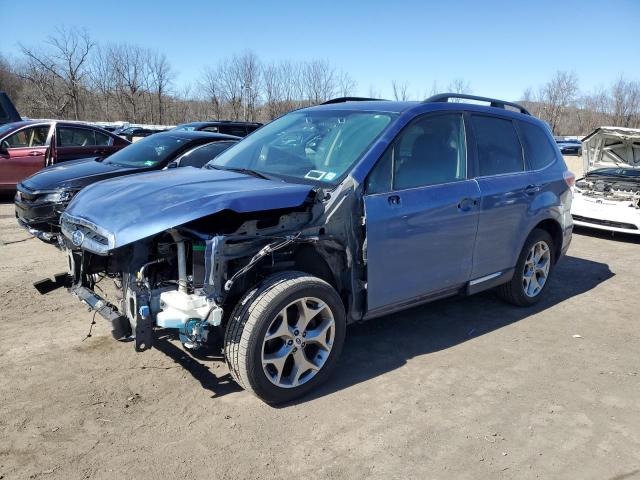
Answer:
[572,126,640,235]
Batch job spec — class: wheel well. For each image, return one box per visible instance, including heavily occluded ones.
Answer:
[533,219,563,262]
[291,245,337,289]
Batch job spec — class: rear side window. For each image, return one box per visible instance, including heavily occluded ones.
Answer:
[94,130,111,146]
[472,115,524,176]
[57,127,97,147]
[518,121,557,170]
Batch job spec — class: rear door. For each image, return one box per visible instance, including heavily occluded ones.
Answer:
[55,125,110,162]
[0,124,52,188]
[364,112,480,313]
[469,114,532,278]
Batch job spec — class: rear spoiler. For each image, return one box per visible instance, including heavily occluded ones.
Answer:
[0,91,21,125]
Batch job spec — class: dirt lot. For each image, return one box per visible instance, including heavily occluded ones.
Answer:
[1,156,639,480]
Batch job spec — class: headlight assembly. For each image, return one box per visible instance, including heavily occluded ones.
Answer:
[41,190,76,203]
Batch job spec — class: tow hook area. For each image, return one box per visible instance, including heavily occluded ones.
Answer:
[71,285,132,341]
[33,272,71,294]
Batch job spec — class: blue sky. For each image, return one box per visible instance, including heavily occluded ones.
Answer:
[1,0,639,101]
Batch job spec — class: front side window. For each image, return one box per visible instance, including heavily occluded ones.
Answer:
[210,110,395,184]
[472,115,524,176]
[57,127,97,147]
[3,126,50,148]
[366,113,467,193]
[103,134,191,167]
[518,121,557,170]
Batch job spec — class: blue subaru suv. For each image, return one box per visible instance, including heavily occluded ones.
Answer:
[51,94,573,404]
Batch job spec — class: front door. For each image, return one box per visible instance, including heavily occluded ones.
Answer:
[363,112,480,314]
[0,125,51,188]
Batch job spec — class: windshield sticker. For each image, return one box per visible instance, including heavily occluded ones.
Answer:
[143,160,155,166]
[304,170,326,180]
[323,172,337,181]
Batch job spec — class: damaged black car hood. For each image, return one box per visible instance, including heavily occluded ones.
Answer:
[62,167,314,250]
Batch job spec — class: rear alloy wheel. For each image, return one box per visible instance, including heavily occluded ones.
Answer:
[522,241,551,298]
[224,272,346,404]
[496,229,555,306]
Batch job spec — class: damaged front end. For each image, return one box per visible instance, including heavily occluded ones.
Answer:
[58,204,317,351]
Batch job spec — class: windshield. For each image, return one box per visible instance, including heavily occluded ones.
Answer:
[103,134,191,167]
[209,110,395,184]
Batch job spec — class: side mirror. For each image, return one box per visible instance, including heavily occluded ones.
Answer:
[166,160,179,169]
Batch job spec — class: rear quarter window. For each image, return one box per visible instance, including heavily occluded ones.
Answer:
[471,115,524,176]
[518,121,557,170]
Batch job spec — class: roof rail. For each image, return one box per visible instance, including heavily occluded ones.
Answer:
[424,93,531,115]
[321,97,387,105]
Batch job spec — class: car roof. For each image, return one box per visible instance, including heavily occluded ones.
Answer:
[304,98,544,126]
[179,120,263,127]
[153,130,241,141]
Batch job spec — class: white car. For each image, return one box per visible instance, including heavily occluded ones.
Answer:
[572,126,640,235]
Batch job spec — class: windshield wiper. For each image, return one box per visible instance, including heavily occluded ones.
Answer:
[206,165,273,180]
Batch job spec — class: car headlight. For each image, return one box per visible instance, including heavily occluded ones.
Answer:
[41,190,76,203]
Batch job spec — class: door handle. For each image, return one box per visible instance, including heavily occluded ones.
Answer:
[387,194,401,206]
[28,151,43,156]
[457,197,478,212]
[524,184,541,195]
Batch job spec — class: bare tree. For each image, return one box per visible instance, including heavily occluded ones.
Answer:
[609,76,640,128]
[446,79,472,99]
[538,71,579,134]
[200,65,223,120]
[303,60,336,105]
[336,71,356,97]
[147,51,174,124]
[19,27,94,120]
[391,80,409,101]
[0,54,23,104]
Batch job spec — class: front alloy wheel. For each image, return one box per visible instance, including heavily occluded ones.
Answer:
[225,272,346,404]
[261,297,335,388]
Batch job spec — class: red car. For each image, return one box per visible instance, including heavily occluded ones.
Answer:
[0,120,130,191]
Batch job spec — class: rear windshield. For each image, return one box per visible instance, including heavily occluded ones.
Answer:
[103,134,190,167]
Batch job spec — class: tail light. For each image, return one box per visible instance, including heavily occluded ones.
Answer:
[563,171,575,188]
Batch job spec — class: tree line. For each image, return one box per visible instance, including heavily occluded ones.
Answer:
[1,27,638,135]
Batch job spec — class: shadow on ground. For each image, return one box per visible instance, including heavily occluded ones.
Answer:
[573,225,640,245]
[154,253,613,404]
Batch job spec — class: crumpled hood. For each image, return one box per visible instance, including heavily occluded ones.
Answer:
[582,126,640,172]
[63,167,314,249]
[21,157,139,192]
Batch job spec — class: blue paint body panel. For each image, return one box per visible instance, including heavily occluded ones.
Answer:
[365,180,481,311]
[64,167,313,249]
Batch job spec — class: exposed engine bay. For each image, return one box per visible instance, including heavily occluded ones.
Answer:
[575,176,640,207]
[55,177,366,352]
[571,126,640,234]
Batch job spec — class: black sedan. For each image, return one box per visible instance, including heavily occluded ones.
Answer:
[15,131,239,243]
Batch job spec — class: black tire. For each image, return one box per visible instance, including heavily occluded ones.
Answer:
[224,271,346,404]
[496,229,555,307]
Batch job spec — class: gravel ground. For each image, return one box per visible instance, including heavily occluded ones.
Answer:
[1,155,639,480]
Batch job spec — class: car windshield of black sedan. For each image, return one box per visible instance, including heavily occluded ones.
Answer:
[208,110,395,183]
[103,135,189,167]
